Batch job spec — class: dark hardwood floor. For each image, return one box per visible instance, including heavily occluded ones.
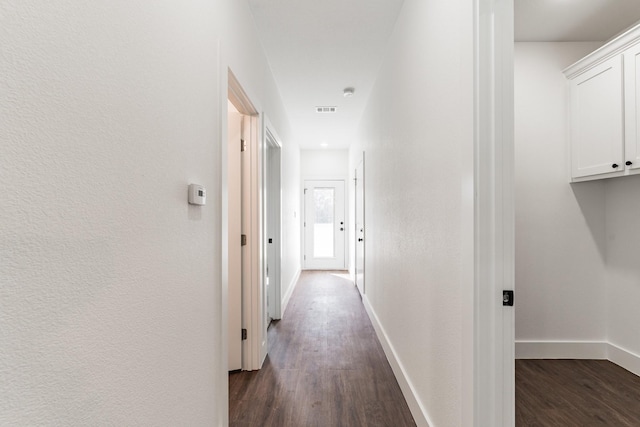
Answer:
[516,359,640,426]
[229,271,416,427]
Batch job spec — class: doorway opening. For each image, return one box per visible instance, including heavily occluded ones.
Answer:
[263,117,282,324]
[227,70,267,373]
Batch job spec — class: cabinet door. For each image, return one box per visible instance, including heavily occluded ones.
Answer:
[570,56,624,179]
[624,42,640,172]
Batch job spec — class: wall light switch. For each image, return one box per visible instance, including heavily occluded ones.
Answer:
[188,184,206,205]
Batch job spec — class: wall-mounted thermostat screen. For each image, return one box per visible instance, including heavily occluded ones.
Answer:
[188,184,206,205]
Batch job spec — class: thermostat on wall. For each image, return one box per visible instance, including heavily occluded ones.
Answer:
[188,184,206,205]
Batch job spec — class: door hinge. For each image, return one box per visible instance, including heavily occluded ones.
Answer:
[241,138,246,152]
[241,328,247,340]
[241,234,247,246]
[503,290,514,306]
[304,188,307,194]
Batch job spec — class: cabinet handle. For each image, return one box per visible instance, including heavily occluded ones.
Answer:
[612,163,619,169]
[626,161,633,166]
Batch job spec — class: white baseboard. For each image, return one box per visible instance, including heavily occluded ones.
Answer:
[362,296,433,427]
[608,343,640,377]
[516,340,640,377]
[515,341,608,359]
[280,269,300,317]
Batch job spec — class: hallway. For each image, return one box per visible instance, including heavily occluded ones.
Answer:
[229,271,416,426]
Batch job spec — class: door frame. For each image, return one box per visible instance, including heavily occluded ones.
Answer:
[263,115,282,321]
[472,0,515,425]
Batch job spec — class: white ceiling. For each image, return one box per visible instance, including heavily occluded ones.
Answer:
[515,0,640,42]
[248,0,640,150]
[248,0,404,150]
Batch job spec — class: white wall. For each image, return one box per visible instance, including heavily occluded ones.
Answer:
[605,175,640,360]
[349,0,475,425]
[280,131,302,312]
[0,0,299,425]
[301,149,349,179]
[514,43,608,346]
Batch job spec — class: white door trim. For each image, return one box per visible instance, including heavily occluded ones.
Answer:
[473,0,515,425]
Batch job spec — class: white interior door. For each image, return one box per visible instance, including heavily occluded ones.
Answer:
[304,180,346,270]
[354,156,365,295]
[227,105,242,372]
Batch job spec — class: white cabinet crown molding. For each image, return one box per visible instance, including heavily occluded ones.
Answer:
[564,22,640,79]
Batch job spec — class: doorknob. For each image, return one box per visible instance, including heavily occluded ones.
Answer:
[340,228,344,231]
[358,238,363,242]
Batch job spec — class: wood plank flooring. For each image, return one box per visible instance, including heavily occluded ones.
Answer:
[516,359,640,426]
[229,271,416,427]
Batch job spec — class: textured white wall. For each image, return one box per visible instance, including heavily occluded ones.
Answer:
[280,138,302,303]
[514,42,608,343]
[0,0,298,425]
[605,176,640,358]
[0,1,222,424]
[300,149,349,179]
[350,0,475,425]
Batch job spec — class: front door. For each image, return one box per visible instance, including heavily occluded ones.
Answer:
[303,180,346,270]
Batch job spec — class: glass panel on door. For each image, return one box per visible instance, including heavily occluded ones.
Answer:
[313,187,335,258]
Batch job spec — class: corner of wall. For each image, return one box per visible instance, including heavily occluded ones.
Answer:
[608,343,640,377]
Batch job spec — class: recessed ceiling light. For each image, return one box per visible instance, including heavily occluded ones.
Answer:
[343,87,355,98]
[320,142,328,148]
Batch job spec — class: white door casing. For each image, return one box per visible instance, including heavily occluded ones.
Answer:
[303,180,346,270]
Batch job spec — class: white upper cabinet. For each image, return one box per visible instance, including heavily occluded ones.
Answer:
[624,41,640,172]
[569,56,624,179]
[565,24,640,182]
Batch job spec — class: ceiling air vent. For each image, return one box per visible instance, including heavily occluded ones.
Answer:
[316,106,337,113]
